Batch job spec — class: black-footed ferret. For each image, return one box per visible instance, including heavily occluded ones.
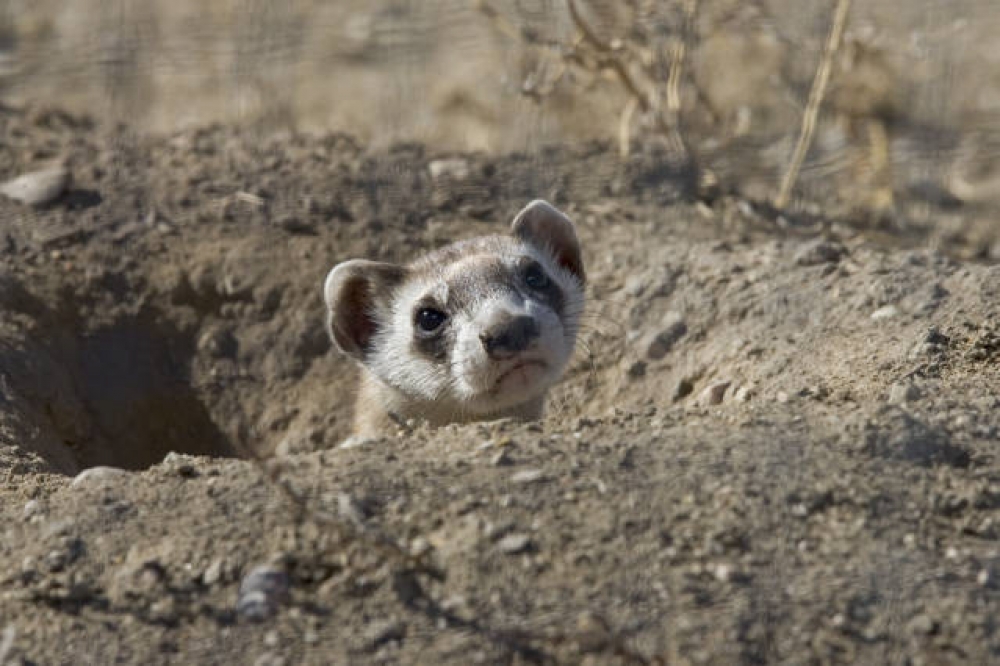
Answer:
[324,200,585,435]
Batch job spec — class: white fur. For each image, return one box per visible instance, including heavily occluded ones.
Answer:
[366,239,583,419]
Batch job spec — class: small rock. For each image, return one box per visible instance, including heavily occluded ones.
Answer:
[428,158,470,181]
[42,536,84,573]
[22,499,44,520]
[698,380,730,406]
[623,273,647,297]
[907,614,937,636]
[197,326,238,358]
[776,391,790,404]
[70,466,129,489]
[497,533,532,554]
[149,596,178,624]
[644,315,688,360]
[711,563,733,582]
[0,165,70,206]
[491,450,513,467]
[161,452,199,478]
[337,493,368,525]
[339,435,377,449]
[484,520,515,541]
[365,619,405,649]
[202,559,225,586]
[977,569,993,587]
[673,378,694,402]
[794,239,845,266]
[574,612,610,653]
[870,305,899,320]
[511,469,545,484]
[0,625,15,664]
[238,565,290,621]
[888,381,921,405]
[278,215,317,235]
[734,386,752,403]
[626,360,647,379]
[924,327,950,347]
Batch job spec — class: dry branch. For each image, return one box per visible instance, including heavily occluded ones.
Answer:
[774,0,853,209]
[566,0,687,155]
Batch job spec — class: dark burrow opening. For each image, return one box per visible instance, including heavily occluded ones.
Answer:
[0,302,239,474]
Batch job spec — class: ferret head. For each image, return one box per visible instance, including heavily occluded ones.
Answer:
[324,200,585,422]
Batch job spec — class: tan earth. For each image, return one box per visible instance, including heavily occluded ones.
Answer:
[2,2,1000,664]
[0,102,998,665]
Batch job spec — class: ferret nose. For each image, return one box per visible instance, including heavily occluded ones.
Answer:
[480,315,540,357]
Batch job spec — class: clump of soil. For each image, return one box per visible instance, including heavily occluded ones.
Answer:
[1,105,999,664]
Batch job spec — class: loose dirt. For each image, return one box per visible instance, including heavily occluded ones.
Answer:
[1,104,998,664]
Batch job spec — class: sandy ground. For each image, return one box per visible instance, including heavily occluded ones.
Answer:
[1,2,1000,664]
[0,100,998,664]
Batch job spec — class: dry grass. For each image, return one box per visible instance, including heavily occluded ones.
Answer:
[774,0,853,210]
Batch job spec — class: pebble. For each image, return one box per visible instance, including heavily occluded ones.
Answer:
[42,537,84,572]
[202,559,225,586]
[626,360,647,379]
[161,452,199,477]
[428,158,470,181]
[907,614,937,636]
[644,314,688,360]
[623,274,647,297]
[491,450,513,466]
[0,625,14,664]
[196,326,238,358]
[511,469,546,484]
[237,565,290,621]
[338,493,368,525]
[497,533,532,554]
[888,381,920,405]
[711,562,733,582]
[733,386,752,403]
[22,499,43,520]
[339,435,377,449]
[574,612,610,653]
[673,378,694,402]
[870,305,899,320]
[70,466,129,489]
[698,380,730,406]
[149,597,178,624]
[365,619,405,649]
[0,165,70,206]
[794,239,845,266]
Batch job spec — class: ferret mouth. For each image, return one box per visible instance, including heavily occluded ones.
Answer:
[493,359,549,387]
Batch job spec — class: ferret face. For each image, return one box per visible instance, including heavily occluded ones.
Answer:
[325,200,585,423]
[376,240,582,415]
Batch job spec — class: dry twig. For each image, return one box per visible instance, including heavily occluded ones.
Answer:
[774,0,853,209]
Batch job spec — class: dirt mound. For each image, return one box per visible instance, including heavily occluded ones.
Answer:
[1,107,999,664]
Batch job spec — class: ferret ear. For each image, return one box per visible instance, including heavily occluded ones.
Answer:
[324,260,406,360]
[511,199,585,285]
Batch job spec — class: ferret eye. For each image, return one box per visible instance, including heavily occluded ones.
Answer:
[415,307,447,332]
[524,264,550,290]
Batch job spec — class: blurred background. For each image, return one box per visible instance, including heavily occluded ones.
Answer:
[1,0,999,256]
